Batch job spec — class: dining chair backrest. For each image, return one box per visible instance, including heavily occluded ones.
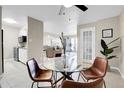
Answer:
[61,78,104,88]
[26,58,40,80]
[92,57,108,76]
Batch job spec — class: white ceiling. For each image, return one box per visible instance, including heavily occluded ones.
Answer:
[2,5,124,28]
[78,5,124,24]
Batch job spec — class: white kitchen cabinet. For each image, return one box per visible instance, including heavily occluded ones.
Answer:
[18,48,27,64]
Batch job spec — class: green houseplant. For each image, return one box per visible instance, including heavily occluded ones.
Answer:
[100,38,120,60]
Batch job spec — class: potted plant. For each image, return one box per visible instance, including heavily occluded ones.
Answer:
[100,38,120,70]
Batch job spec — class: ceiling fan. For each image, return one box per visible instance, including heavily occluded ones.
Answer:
[59,5,88,15]
[75,5,88,12]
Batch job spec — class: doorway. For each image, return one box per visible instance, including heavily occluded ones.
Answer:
[79,27,95,63]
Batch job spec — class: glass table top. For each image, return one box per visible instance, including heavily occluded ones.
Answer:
[42,53,84,72]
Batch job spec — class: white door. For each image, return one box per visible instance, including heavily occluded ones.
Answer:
[0,6,2,75]
[79,27,95,63]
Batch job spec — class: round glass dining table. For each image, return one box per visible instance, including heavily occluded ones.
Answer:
[42,53,84,85]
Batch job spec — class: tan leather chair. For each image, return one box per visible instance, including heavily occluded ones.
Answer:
[61,78,104,88]
[78,57,108,88]
[26,58,53,88]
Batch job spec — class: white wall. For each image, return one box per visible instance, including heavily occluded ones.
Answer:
[19,26,27,37]
[28,17,43,63]
[3,25,20,60]
[0,6,2,75]
[43,20,77,50]
[120,9,124,76]
[44,21,77,35]
[43,32,62,47]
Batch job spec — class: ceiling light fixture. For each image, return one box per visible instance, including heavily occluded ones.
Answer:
[3,18,17,24]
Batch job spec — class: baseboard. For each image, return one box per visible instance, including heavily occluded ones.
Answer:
[110,66,124,79]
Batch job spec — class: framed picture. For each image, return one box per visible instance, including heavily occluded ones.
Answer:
[102,28,113,38]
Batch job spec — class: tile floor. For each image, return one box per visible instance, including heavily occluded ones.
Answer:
[0,60,124,88]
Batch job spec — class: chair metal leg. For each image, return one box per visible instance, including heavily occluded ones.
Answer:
[51,81,54,88]
[31,81,35,88]
[36,82,39,88]
[103,79,106,88]
[77,73,80,81]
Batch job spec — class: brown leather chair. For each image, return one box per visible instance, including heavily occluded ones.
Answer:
[61,78,104,88]
[78,57,108,88]
[26,58,53,88]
